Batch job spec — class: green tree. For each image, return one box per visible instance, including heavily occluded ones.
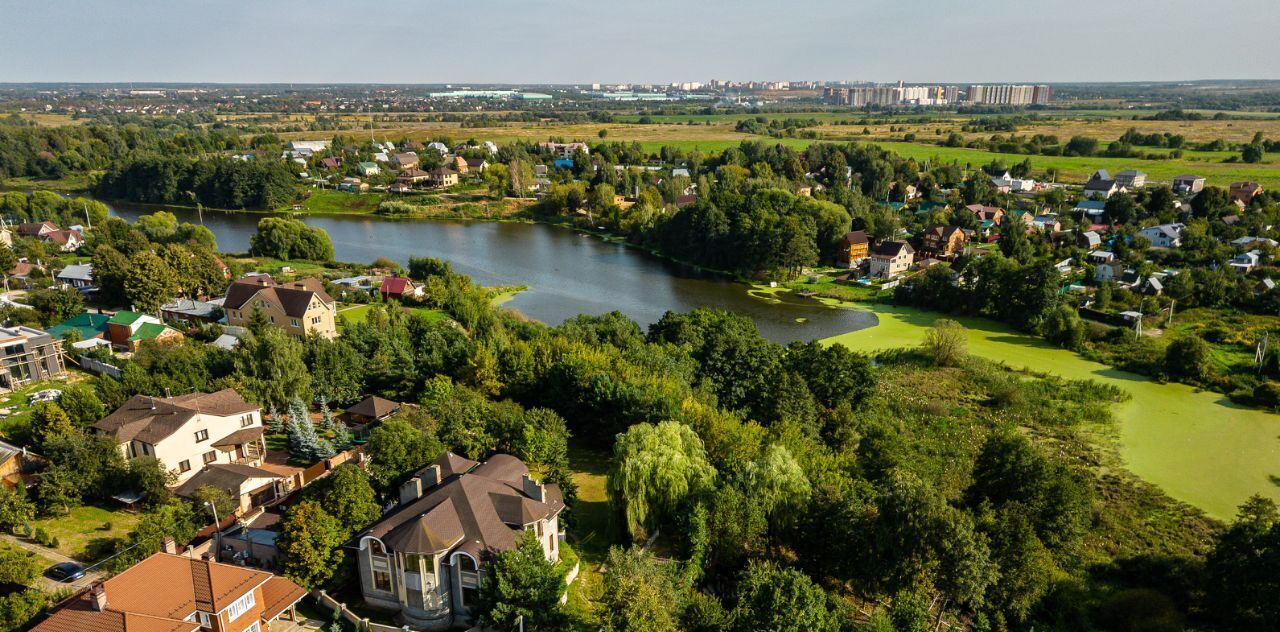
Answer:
[234,326,312,410]
[276,500,345,589]
[124,250,180,314]
[609,421,717,539]
[730,560,840,632]
[474,530,566,631]
[599,546,680,632]
[190,485,236,520]
[304,464,380,536]
[1164,335,1214,382]
[366,418,443,487]
[1042,304,1086,350]
[922,319,968,367]
[27,286,83,327]
[1203,496,1280,631]
[0,485,36,530]
[57,382,106,426]
[0,542,41,585]
[0,590,50,632]
[30,401,75,448]
[135,211,179,241]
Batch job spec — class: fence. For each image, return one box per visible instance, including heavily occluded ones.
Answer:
[312,589,407,632]
[77,355,122,378]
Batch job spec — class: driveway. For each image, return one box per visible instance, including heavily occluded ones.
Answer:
[1,533,101,592]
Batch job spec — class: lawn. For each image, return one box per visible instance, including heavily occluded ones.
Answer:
[291,188,384,215]
[562,444,614,629]
[822,300,1280,520]
[24,505,141,563]
[0,378,85,446]
[336,303,450,328]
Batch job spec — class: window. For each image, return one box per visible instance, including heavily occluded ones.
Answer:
[197,611,211,627]
[290,319,300,327]
[369,541,393,592]
[224,591,256,621]
[203,450,217,464]
[240,414,254,428]
[178,460,191,473]
[195,429,209,442]
[311,316,322,325]
[243,622,260,632]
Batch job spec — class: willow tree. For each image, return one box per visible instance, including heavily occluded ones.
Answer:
[608,421,716,539]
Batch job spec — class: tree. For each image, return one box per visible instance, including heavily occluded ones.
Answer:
[276,500,345,589]
[1042,304,1086,350]
[1164,335,1214,382]
[249,217,334,261]
[730,560,840,632]
[366,418,443,487]
[235,327,311,410]
[124,250,180,314]
[1203,496,1280,631]
[304,464,379,536]
[609,421,717,539]
[57,382,105,426]
[0,484,36,530]
[108,499,199,571]
[30,401,75,448]
[599,547,680,632]
[1242,142,1265,164]
[27,286,83,326]
[474,530,566,631]
[0,247,16,291]
[922,319,968,367]
[0,542,40,585]
[191,485,235,520]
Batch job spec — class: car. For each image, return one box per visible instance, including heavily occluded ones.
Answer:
[45,562,85,583]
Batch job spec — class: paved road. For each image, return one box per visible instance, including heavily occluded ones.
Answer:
[0,533,101,592]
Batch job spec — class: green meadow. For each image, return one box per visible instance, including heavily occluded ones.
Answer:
[824,302,1280,520]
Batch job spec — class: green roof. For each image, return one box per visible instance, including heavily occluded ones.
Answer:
[107,311,147,326]
[129,322,175,342]
[359,161,378,170]
[48,313,110,339]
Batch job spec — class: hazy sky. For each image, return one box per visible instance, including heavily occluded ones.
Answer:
[4,0,1278,84]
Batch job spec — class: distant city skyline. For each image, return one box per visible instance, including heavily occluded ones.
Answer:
[4,0,1279,84]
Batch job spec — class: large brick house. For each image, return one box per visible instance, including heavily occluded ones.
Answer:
[223,275,337,339]
[920,225,967,257]
[351,452,566,630]
[33,547,307,632]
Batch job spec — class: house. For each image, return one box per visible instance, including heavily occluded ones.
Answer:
[94,389,265,486]
[358,161,381,176]
[351,452,566,630]
[31,549,307,632]
[379,275,422,301]
[1138,223,1185,249]
[483,141,498,155]
[1115,170,1148,189]
[452,156,470,174]
[396,167,432,185]
[176,463,290,515]
[5,260,39,288]
[289,140,331,153]
[223,275,338,340]
[835,230,870,267]
[425,142,450,157]
[161,298,225,325]
[55,263,94,289]
[1230,250,1261,274]
[106,311,184,351]
[464,158,488,174]
[0,325,65,391]
[1077,231,1102,250]
[319,156,342,170]
[48,312,110,341]
[1255,278,1276,295]
[1229,182,1264,205]
[332,275,378,292]
[965,204,1005,225]
[1173,175,1206,195]
[539,141,590,160]
[1088,250,1116,264]
[392,152,420,169]
[428,167,459,188]
[1095,263,1123,283]
[869,240,915,278]
[337,177,369,193]
[0,439,44,489]
[1231,236,1279,250]
[990,172,1036,193]
[17,221,59,238]
[1138,276,1164,296]
[1030,213,1062,233]
[1074,199,1108,220]
[346,395,401,424]
[44,229,84,252]
[921,226,967,257]
[1083,170,1121,199]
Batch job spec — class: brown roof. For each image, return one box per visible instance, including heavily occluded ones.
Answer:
[8,261,35,277]
[346,395,401,419]
[223,276,333,317]
[210,426,265,449]
[259,576,308,622]
[45,229,83,245]
[872,240,914,257]
[18,221,58,237]
[176,463,282,498]
[358,453,562,558]
[840,230,869,245]
[94,389,258,444]
[397,167,430,179]
[33,553,296,632]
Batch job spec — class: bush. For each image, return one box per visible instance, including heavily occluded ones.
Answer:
[922,319,968,367]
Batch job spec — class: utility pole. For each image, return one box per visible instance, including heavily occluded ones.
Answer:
[1257,332,1269,375]
[204,501,222,562]
[1166,298,1175,328]
[1135,298,1145,340]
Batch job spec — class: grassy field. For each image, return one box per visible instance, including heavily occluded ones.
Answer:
[25,505,142,562]
[823,301,1280,520]
[336,303,450,327]
[0,378,86,445]
[562,444,612,629]
[295,188,384,215]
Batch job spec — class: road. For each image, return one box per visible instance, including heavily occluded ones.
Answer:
[0,533,101,592]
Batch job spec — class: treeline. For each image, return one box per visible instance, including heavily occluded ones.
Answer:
[248,217,334,261]
[0,190,108,226]
[96,155,297,209]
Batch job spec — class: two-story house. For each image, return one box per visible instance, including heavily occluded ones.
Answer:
[1083,170,1122,199]
[222,276,337,339]
[921,226,967,257]
[868,240,915,278]
[1229,182,1264,205]
[0,325,65,392]
[1138,223,1185,249]
[351,452,566,630]
[94,389,265,486]
[1115,170,1148,190]
[33,545,307,632]
[835,230,870,267]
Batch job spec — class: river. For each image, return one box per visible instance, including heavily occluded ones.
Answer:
[105,204,876,343]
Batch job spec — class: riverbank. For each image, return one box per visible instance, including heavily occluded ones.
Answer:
[820,299,1280,521]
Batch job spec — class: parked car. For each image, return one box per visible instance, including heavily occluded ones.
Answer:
[45,562,85,583]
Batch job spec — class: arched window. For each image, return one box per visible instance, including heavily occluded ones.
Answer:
[367,539,392,592]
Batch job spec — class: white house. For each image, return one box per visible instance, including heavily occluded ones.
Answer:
[1138,223,1185,249]
[868,240,915,278]
[1230,250,1261,274]
[93,389,265,486]
[1115,170,1148,190]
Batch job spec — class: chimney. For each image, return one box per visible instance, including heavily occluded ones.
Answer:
[521,474,546,503]
[161,536,177,554]
[418,464,441,489]
[90,582,108,612]
[398,477,423,505]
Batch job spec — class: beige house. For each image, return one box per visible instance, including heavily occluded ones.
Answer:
[869,240,915,278]
[223,275,337,339]
[93,389,265,486]
[176,462,290,515]
[352,452,566,630]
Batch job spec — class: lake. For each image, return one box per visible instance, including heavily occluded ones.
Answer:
[106,204,877,343]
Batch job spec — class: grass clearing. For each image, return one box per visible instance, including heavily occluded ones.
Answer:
[823,301,1280,520]
[25,505,141,562]
[562,443,613,630]
[293,188,383,215]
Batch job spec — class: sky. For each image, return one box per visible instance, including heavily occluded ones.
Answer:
[3,0,1279,85]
